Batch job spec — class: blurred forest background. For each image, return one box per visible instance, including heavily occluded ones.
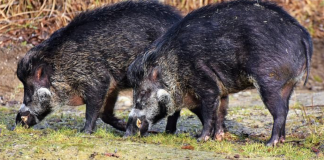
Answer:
[0,0,323,47]
[0,0,324,104]
[0,0,324,47]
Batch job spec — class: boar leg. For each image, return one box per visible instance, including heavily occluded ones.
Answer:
[165,107,204,134]
[100,89,126,131]
[83,98,101,134]
[197,95,219,142]
[82,83,113,133]
[214,95,228,141]
[165,111,180,134]
[190,107,204,125]
[278,82,296,143]
[194,62,222,142]
[258,83,290,147]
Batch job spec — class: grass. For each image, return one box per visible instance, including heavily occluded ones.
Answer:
[314,75,323,83]
[0,105,323,159]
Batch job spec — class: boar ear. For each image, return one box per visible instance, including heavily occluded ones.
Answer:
[150,66,161,82]
[35,67,43,81]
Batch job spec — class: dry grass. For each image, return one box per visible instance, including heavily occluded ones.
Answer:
[0,0,124,46]
[0,0,323,47]
[165,0,324,37]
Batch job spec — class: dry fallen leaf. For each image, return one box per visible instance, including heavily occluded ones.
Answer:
[181,145,194,150]
[104,153,120,158]
[312,147,320,153]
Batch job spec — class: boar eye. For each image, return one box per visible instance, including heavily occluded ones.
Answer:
[140,91,146,95]
[24,95,32,104]
[141,89,151,95]
[139,89,151,100]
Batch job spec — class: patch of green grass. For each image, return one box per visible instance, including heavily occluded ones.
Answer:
[115,110,131,121]
[236,117,243,122]
[76,105,86,112]
[180,108,195,116]
[313,75,323,83]
[306,24,315,37]
[0,106,322,159]
[21,41,27,46]
[0,107,11,112]
[290,101,304,109]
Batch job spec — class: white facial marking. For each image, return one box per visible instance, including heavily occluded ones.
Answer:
[37,87,51,96]
[157,89,175,116]
[37,87,51,102]
[157,89,170,102]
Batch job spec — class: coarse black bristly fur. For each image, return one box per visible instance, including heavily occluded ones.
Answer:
[128,0,312,86]
[126,0,313,146]
[16,1,182,133]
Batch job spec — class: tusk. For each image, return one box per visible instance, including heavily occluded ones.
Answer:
[136,118,142,128]
[21,116,28,123]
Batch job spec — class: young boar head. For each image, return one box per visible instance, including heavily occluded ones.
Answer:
[16,50,54,128]
[125,66,174,137]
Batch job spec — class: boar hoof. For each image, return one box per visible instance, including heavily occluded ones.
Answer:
[215,132,225,141]
[204,135,210,141]
[279,136,285,143]
[266,139,278,147]
[197,135,210,142]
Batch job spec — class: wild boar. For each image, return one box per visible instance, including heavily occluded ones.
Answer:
[16,1,182,133]
[125,0,312,146]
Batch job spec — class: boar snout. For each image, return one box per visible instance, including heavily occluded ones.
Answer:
[124,115,149,137]
[124,116,139,138]
[16,110,37,128]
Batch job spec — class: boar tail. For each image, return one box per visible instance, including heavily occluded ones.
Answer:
[302,37,313,86]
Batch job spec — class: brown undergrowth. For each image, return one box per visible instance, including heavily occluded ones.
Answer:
[0,0,323,47]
